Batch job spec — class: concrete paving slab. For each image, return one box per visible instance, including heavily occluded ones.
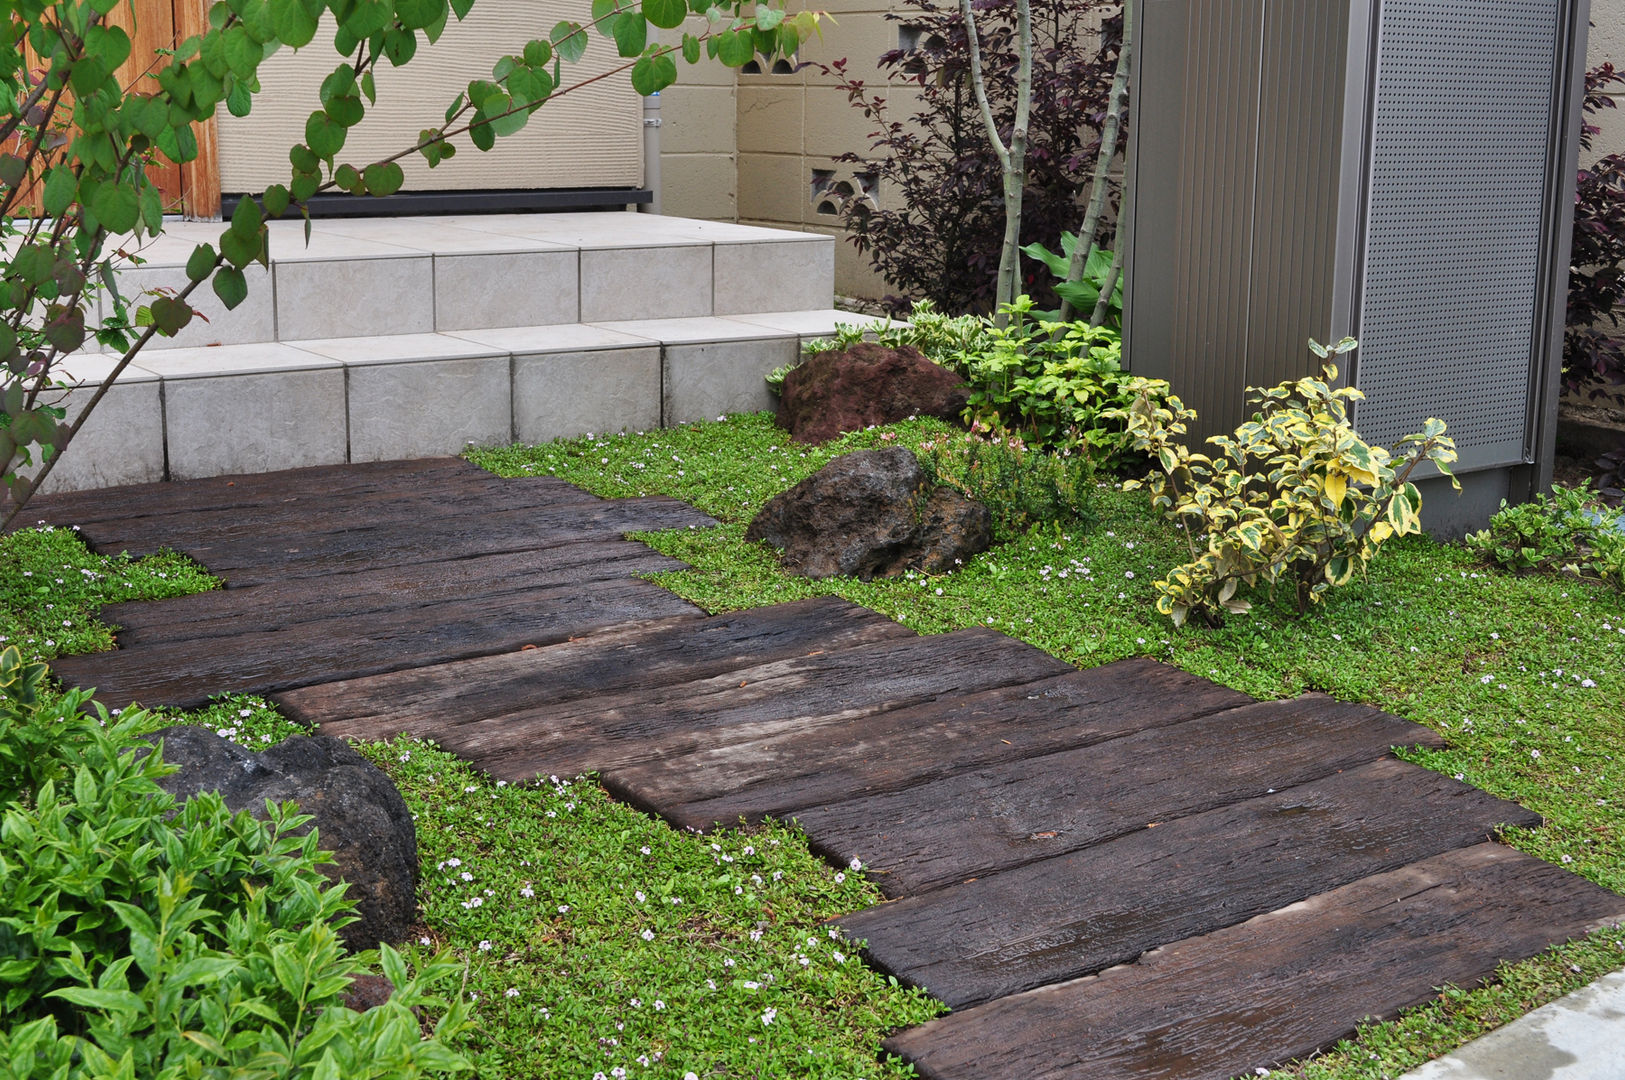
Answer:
[1397,971,1625,1080]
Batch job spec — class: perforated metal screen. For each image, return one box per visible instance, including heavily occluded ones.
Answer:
[1355,0,1561,469]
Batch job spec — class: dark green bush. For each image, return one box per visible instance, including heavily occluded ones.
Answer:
[946,298,1164,463]
[1466,483,1625,590]
[0,647,470,1079]
[917,427,1096,540]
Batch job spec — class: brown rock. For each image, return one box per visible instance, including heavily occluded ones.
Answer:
[746,448,991,579]
[777,343,968,444]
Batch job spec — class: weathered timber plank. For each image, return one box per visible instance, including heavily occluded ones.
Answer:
[174,497,717,586]
[50,577,704,709]
[286,597,916,740]
[883,844,1625,1080]
[19,458,484,536]
[426,628,1075,785]
[106,541,686,647]
[838,758,1542,1008]
[80,473,602,559]
[606,659,1256,831]
[789,695,1447,897]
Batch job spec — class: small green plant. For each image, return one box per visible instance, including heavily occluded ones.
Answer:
[1019,234,1124,328]
[1466,481,1625,590]
[1116,338,1459,626]
[770,301,991,393]
[951,296,1160,460]
[0,646,471,1078]
[917,424,1096,540]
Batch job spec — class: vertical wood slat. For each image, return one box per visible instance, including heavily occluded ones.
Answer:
[109,0,182,208]
[172,0,219,219]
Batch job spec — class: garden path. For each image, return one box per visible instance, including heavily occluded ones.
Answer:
[30,459,1625,1080]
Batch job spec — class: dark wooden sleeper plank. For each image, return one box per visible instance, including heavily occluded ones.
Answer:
[883,843,1625,1080]
[183,497,717,586]
[838,758,1541,1008]
[288,596,915,739]
[432,628,1074,785]
[19,458,484,538]
[608,659,1256,831]
[80,474,605,558]
[789,694,1446,897]
[105,541,687,647]
[50,577,704,710]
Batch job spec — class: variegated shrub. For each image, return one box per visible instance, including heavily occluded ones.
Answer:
[1113,338,1459,627]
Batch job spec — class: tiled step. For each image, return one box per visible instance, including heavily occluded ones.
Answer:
[32,213,894,495]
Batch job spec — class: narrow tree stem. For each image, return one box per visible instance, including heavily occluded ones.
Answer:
[1059,2,1131,322]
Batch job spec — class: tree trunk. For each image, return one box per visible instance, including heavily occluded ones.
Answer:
[961,0,1033,326]
[1059,2,1133,323]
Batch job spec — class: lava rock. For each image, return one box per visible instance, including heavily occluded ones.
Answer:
[746,447,991,579]
[148,726,418,952]
[777,342,968,444]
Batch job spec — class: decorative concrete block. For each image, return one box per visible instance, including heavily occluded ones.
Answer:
[580,245,713,322]
[347,356,513,461]
[163,368,348,480]
[434,251,579,331]
[514,347,662,443]
[28,356,165,495]
[713,239,835,315]
[108,263,276,350]
[274,256,434,340]
[663,336,798,425]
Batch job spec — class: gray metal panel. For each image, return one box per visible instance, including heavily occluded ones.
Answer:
[1354,0,1562,470]
[1246,0,1354,392]
[1165,0,1266,435]
[1123,0,1190,384]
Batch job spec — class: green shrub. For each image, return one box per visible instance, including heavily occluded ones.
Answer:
[771,300,991,393]
[1018,234,1124,329]
[0,647,470,1079]
[917,426,1096,540]
[1114,339,1459,626]
[772,299,1158,465]
[948,297,1161,461]
[1465,482,1625,589]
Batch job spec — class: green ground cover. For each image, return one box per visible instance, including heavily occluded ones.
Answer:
[3,411,1622,1079]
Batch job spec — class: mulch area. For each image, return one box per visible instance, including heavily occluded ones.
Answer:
[27,459,1625,1080]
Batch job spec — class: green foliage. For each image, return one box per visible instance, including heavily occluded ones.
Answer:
[947,296,1157,460]
[1,0,819,528]
[1116,339,1460,626]
[771,298,1156,464]
[917,425,1096,540]
[1465,481,1625,590]
[1019,234,1123,328]
[0,646,471,1078]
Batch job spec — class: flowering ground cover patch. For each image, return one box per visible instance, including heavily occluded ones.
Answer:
[474,413,1625,1080]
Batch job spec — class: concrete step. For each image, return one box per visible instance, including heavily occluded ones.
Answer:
[42,310,890,494]
[103,213,839,349]
[28,212,900,494]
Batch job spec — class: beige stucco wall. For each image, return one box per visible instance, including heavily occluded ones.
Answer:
[657,0,908,298]
[1588,0,1625,162]
[656,17,740,222]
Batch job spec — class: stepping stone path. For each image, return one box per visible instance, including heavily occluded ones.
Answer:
[26,459,1625,1080]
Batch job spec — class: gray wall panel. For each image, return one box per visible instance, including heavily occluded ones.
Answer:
[1355,0,1560,469]
[1168,0,1265,433]
[1248,0,1352,392]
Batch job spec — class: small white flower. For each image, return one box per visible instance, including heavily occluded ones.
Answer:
[641,929,655,941]
[640,845,652,855]
[654,999,666,1011]
[520,886,534,898]
[419,935,432,946]
[761,1007,777,1026]
[505,987,519,998]
[848,857,862,871]
[478,940,492,952]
